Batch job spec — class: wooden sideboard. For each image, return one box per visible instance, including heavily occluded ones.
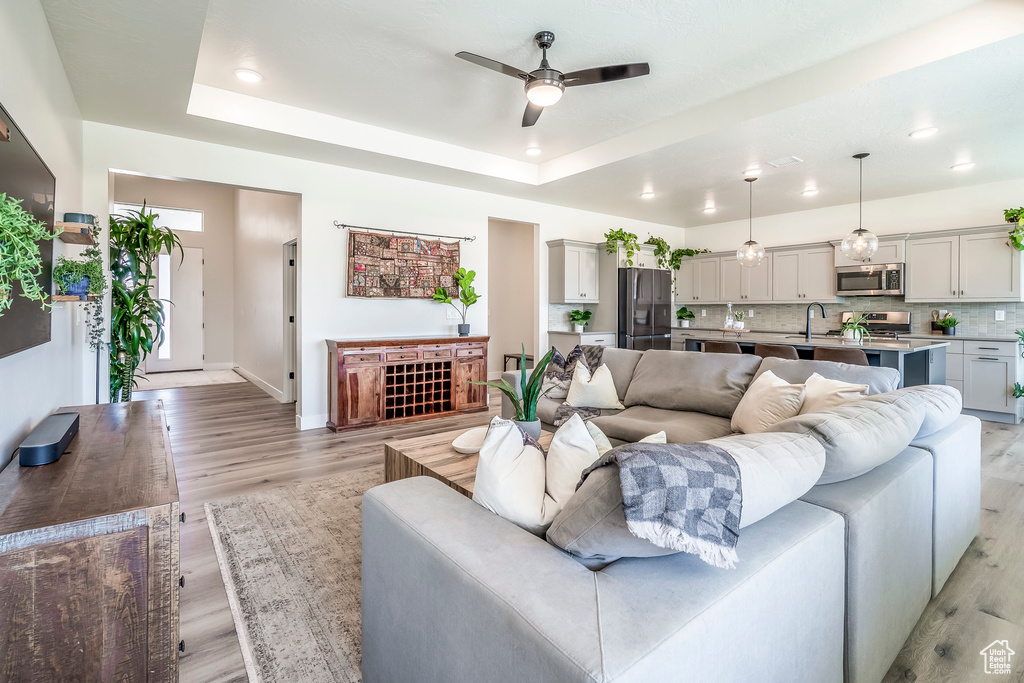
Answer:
[326,335,490,431]
[0,401,180,681]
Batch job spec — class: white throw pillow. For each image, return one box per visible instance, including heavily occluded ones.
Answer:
[565,363,625,410]
[546,414,601,510]
[585,422,665,456]
[800,372,869,414]
[731,370,806,434]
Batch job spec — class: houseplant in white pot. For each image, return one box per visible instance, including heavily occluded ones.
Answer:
[676,306,695,328]
[733,311,745,330]
[569,309,592,333]
[474,345,555,439]
[841,312,871,344]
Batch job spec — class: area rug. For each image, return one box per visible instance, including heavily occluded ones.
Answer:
[137,369,247,390]
[206,466,383,683]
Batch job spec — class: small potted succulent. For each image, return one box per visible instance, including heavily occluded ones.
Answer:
[569,309,592,333]
[733,311,745,330]
[841,312,871,344]
[432,267,480,336]
[676,306,695,328]
[474,345,555,439]
[937,315,959,336]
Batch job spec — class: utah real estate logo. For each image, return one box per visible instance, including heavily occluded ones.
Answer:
[980,640,1015,675]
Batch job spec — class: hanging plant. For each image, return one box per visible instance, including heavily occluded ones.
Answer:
[668,247,711,270]
[604,229,639,265]
[0,193,57,315]
[645,236,671,268]
[81,220,107,351]
[1005,208,1024,251]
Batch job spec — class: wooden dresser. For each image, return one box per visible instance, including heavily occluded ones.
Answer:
[326,335,490,431]
[0,401,180,681]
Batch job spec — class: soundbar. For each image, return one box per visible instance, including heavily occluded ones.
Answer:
[19,412,79,466]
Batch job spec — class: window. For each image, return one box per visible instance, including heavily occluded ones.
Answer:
[112,202,204,233]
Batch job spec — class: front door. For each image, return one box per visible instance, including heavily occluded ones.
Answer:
[146,246,204,373]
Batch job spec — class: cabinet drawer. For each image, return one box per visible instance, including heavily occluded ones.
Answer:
[458,341,485,348]
[423,349,452,359]
[942,340,964,354]
[581,334,615,347]
[456,347,485,358]
[343,352,381,364]
[386,350,421,362]
[964,340,1018,357]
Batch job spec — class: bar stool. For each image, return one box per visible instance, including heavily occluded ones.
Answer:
[813,347,869,366]
[703,340,742,354]
[753,343,800,360]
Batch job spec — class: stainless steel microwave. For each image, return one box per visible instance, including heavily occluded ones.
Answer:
[835,263,904,296]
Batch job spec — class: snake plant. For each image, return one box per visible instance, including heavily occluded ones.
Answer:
[474,345,555,422]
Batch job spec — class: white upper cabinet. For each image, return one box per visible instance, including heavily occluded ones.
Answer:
[547,240,600,304]
[675,260,696,302]
[674,257,719,302]
[772,247,837,303]
[906,230,1022,302]
[721,254,773,302]
[833,238,905,267]
[720,257,743,302]
[609,241,660,269]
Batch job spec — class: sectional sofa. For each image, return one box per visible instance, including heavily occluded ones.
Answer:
[362,347,981,683]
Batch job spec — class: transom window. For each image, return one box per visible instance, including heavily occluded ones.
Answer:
[112,202,204,233]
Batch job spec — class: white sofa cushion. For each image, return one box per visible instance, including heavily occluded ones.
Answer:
[566,362,625,410]
[801,372,869,414]
[730,370,806,434]
[545,414,601,511]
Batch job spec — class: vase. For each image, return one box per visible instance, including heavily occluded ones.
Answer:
[679,320,690,328]
[573,323,585,333]
[64,276,90,299]
[457,323,470,337]
[843,328,862,344]
[942,327,956,336]
[514,419,542,440]
[734,321,745,330]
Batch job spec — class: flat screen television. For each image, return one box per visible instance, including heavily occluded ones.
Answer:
[0,101,56,359]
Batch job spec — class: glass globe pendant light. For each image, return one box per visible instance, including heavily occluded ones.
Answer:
[840,153,880,262]
[737,177,765,267]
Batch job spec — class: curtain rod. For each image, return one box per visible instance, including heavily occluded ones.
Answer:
[333,221,476,242]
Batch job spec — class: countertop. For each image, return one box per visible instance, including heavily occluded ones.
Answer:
[549,329,616,335]
[673,326,1017,343]
[679,331,949,353]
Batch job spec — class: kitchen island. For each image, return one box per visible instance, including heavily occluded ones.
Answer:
[679,332,949,387]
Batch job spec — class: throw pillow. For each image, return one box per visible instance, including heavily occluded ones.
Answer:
[585,422,665,456]
[800,372,869,414]
[540,345,586,401]
[565,362,625,410]
[730,370,806,434]
[545,414,601,510]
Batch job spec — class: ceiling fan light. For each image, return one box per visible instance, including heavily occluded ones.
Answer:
[525,79,564,107]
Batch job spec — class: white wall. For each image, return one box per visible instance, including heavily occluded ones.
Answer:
[112,174,237,368]
[82,122,686,429]
[487,219,536,378]
[234,188,300,399]
[685,178,1024,252]
[0,1,83,459]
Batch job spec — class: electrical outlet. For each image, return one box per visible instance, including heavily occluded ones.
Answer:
[445,308,459,320]
[701,309,707,317]
[996,310,1006,321]
[748,309,754,317]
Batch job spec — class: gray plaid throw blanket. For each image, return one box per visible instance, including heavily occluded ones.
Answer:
[580,442,743,568]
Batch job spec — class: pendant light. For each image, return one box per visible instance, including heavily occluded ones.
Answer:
[736,177,765,267]
[840,152,879,262]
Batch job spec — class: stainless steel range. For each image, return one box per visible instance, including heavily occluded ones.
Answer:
[825,311,911,340]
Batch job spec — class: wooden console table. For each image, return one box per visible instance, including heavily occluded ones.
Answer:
[326,335,490,431]
[0,400,180,681]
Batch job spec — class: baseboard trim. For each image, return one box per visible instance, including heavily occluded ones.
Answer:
[297,413,328,431]
[234,366,285,402]
[203,362,235,371]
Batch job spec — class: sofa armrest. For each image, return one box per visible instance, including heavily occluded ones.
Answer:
[499,370,523,419]
[362,477,601,683]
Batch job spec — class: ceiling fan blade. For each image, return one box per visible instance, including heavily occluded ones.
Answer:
[522,103,543,127]
[456,52,530,80]
[563,62,650,87]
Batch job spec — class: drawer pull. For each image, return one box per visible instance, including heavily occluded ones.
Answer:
[977,357,1001,361]
[978,347,999,350]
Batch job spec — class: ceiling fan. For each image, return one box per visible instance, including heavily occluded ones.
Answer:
[456,31,650,127]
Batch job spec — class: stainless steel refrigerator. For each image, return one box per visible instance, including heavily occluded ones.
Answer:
[618,268,672,350]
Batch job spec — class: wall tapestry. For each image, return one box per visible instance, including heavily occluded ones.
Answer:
[347,230,460,299]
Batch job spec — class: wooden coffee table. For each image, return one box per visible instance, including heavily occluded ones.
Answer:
[384,426,553,498]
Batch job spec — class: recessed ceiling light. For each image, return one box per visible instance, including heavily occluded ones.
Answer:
[744,167,763,176]
[234,68,263,83]
[524,146,542,156]
[951,162,975,171]
[801,187,819,196]
[909,127,938,139]
[640,190,656,199]
[703,205,716,213]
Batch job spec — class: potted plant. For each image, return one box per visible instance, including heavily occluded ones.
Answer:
[733,311,745,330]
[569,309,592,333]
[841,312,871,344]
[1006,207,1024,251]
[676,306,695,328]
[53,255,103,300]
[603,228,639,266]
[474,345,555,439]
[937,316,959,336]
[0,193,56,315]
[432,267,480,336]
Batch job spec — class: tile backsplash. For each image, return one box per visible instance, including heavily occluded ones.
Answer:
[548,303,599,332]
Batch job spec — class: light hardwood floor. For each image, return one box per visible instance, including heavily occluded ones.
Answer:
[140,381,1023,683]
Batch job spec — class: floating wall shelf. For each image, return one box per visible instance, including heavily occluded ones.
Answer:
[54,222,96,245]
[52,295,99,302]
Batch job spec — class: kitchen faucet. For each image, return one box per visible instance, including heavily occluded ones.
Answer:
[806,302,826,342]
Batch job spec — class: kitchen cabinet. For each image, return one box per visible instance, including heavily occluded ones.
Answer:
[675,260,695,302]
[833,238,906,267]
[721,254,773,302]
[906,229,1022,302]
[604,240,659,269]
[547,240,600,303]
[771,246,837,303]
[548,330,617,356]
[676,257,720,303]
[963,354,1015,414]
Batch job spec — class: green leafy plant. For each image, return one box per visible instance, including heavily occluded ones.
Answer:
[676,306,695,320]
[734,311,745,322]
[109,202,183,402]
[604,229,639,265]
[0,193,56,315]
[1014,382,1024,399]
[53,255,104,295]
[569,309,592,326]
[936,316,959,329]
[667,247,711,270]
[841,312,872,341]
[645,236,671,269]
[432,267,479,324]
[1016,329,1024,358]
[474,345,556,422]
[81,221,107,351]
[1006,208,1024,250]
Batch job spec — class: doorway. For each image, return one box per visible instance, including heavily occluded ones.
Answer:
[146,246,204,373]
[487,218,538,379]
[282,241,298,403]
